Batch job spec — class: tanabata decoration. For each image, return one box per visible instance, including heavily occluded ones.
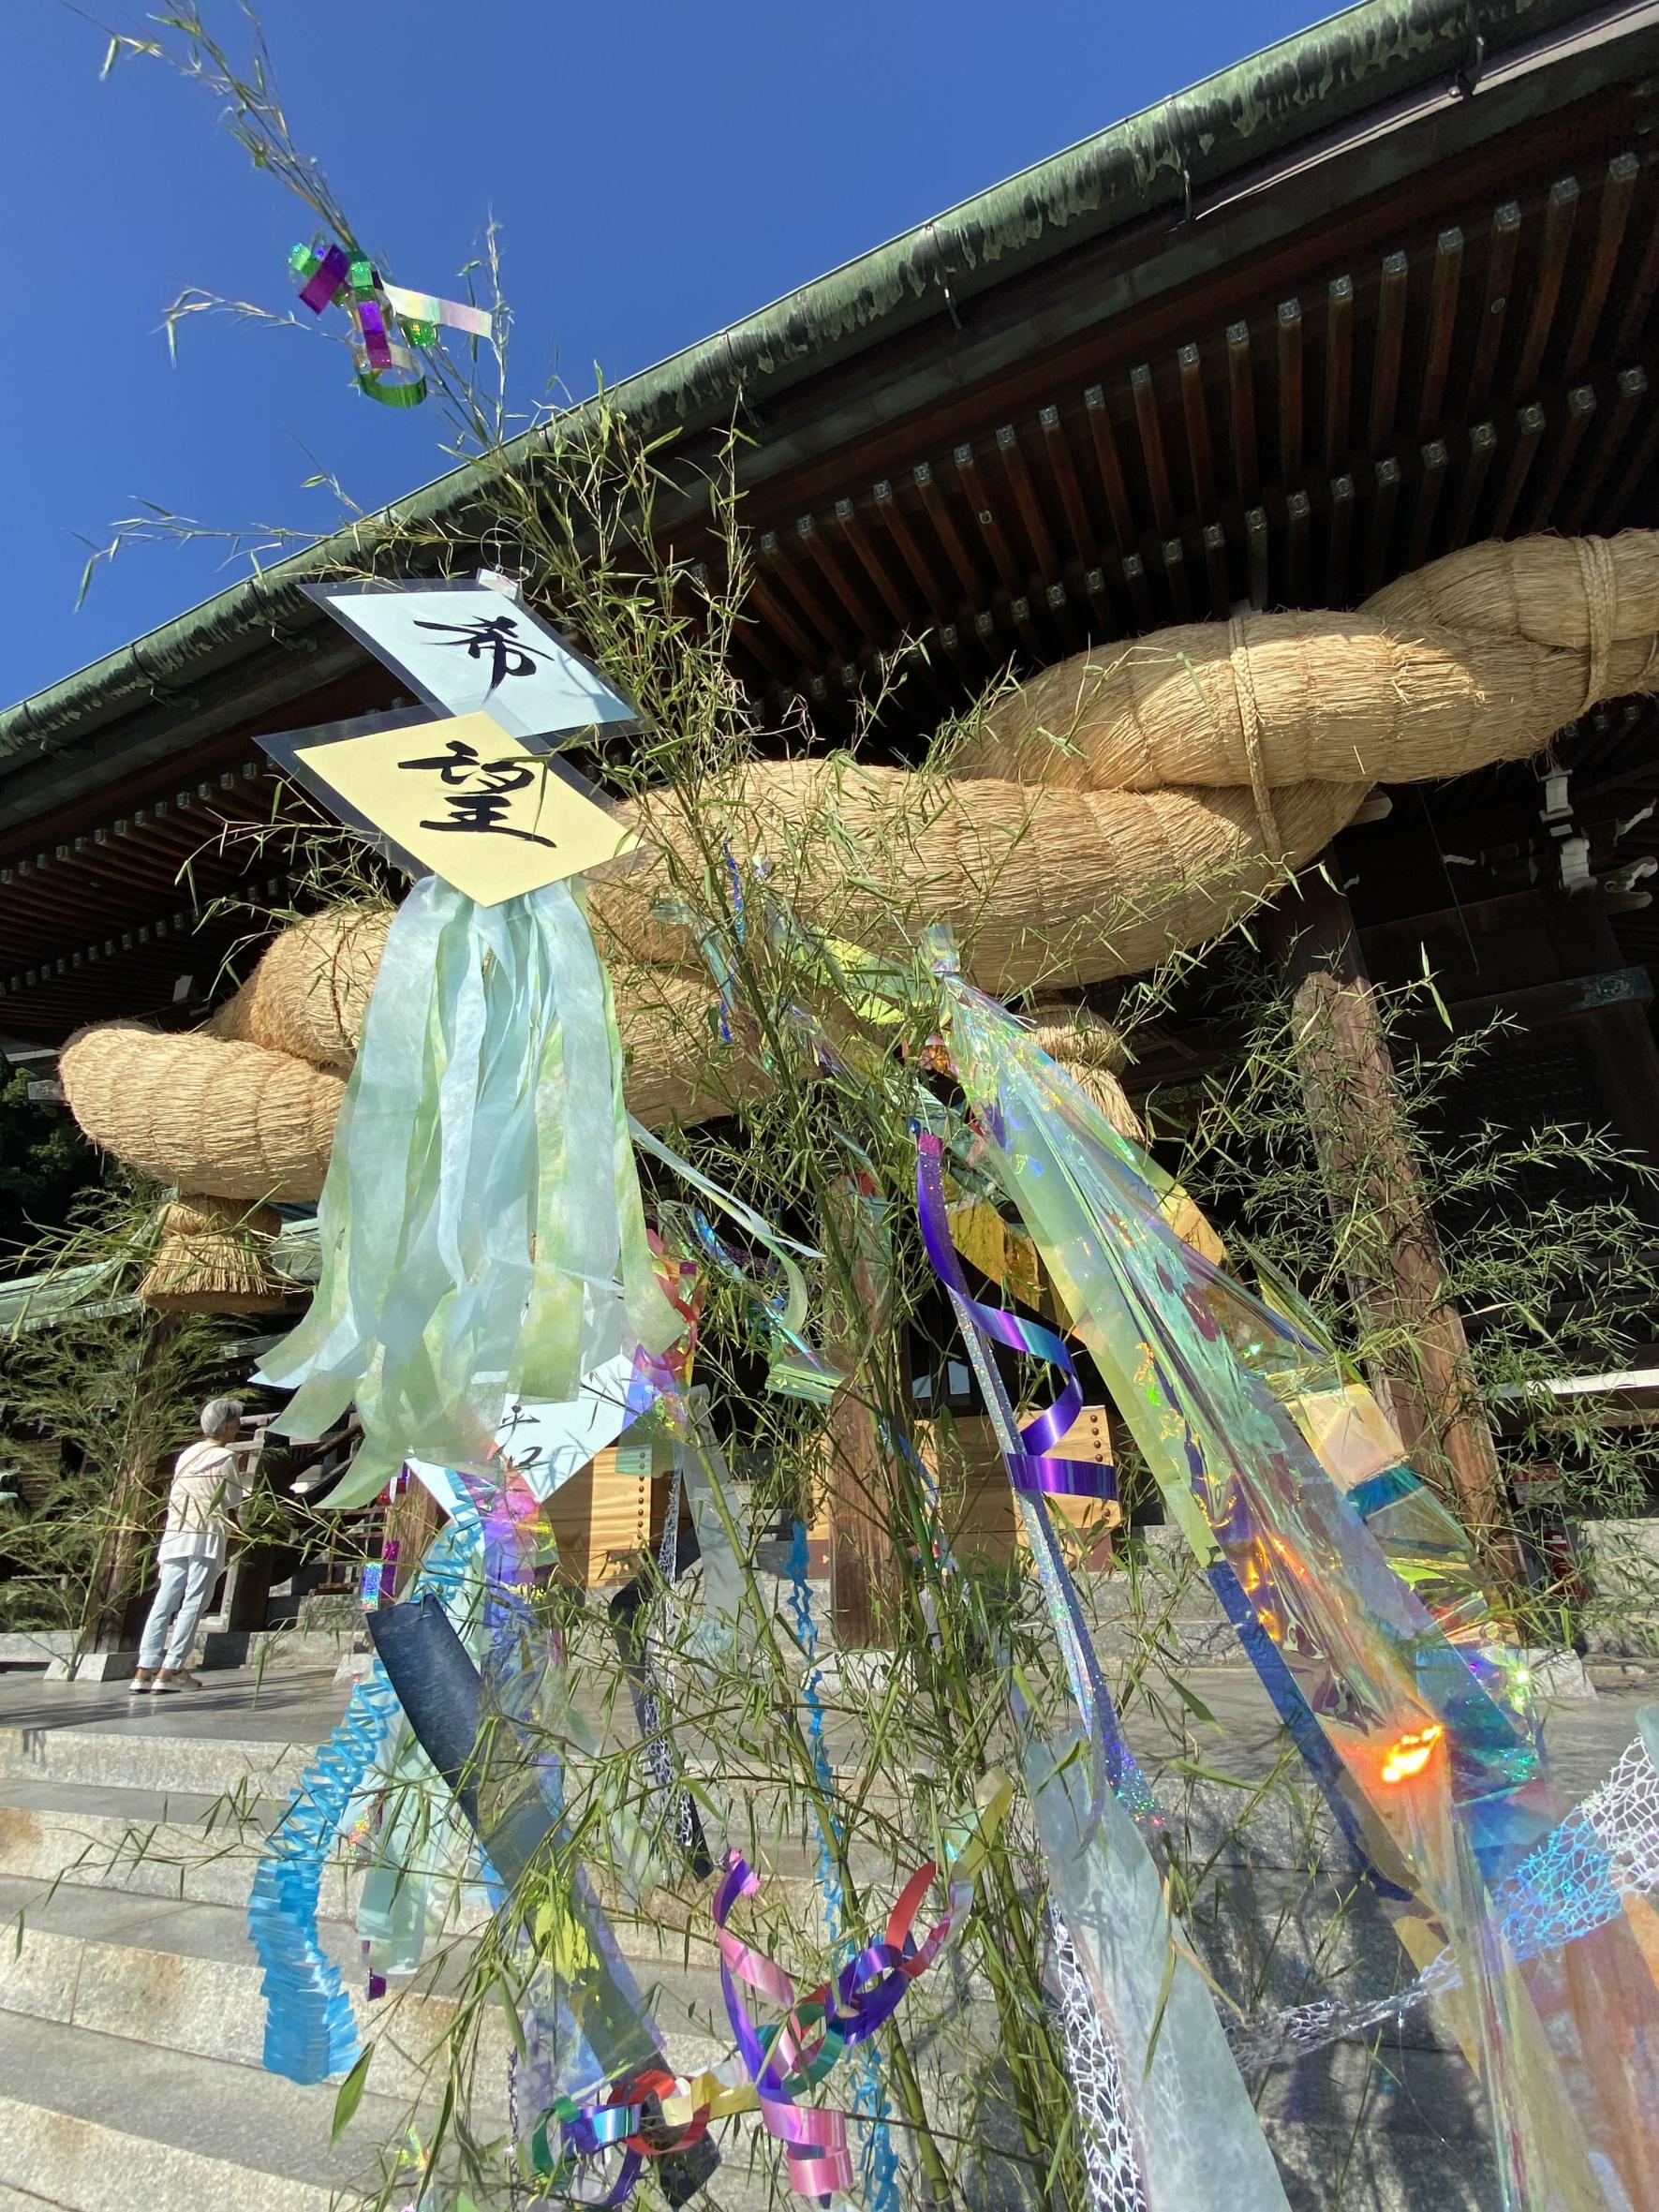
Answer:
[290,242,494,406]
[250,579,680,1501]
[915,1122,1292,2212]
[249,1470,483,2083]
[931,949,1659,2212]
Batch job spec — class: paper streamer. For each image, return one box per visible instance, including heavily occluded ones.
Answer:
[259,876,678,1503]
[248,1490,482,2083]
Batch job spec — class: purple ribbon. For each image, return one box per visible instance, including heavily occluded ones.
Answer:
[296,242,349,314]
[915,1130,1115,1500]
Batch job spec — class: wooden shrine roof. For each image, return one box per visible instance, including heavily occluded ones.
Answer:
[5,0,1659,1044]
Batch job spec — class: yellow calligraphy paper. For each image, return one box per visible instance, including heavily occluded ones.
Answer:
[293,709,637,904]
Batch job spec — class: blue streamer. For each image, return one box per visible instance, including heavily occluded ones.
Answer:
[249,1489,482,2083]
[785,1520,900,2212]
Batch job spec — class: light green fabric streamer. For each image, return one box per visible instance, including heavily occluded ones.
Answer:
[259,877,678,1505]
[1029,1731,1293,2212]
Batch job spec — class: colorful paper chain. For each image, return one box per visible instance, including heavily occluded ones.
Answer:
[532,1778,1010,2204]
[289,242,492,408]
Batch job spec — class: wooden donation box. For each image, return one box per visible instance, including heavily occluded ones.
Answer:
[918,1409,1121,1570]
[544,1441,672,1588]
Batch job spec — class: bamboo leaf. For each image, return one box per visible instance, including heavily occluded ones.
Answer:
[330,2042,374,2140]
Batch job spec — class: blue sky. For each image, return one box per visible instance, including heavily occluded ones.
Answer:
[3,0,1319,709]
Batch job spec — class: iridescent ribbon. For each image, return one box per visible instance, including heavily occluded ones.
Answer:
[630,1117,845,1403]
[713,1777,1007,2202]
[915,1128,1113,1502]
[289,243,493,407]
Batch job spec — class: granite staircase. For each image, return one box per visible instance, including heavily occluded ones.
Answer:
[0,1654,1637,2211]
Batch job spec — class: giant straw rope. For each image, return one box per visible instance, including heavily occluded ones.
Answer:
[60,535,1659,1256]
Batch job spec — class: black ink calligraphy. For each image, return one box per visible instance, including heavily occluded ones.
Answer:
[411,612,554,692]
[397,736,556,847]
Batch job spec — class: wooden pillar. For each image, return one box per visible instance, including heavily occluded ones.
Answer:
[1274,869,1522,1578]
[822,1177,904,1648]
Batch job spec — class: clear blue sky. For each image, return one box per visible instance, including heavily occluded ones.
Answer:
[2,0,1320,709]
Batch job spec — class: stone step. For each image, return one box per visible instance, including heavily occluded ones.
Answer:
[0,1764,931,2014]
[0,1775,310,1911]
[0,1873,749,2101]
[0,2009,407,2212]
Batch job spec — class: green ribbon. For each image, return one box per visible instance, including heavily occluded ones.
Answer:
[259,877,678,1506]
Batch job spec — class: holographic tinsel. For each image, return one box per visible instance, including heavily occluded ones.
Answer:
[1232,1721,1659,2071]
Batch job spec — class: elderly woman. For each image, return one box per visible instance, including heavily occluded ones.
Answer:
[130,1396,252,1693]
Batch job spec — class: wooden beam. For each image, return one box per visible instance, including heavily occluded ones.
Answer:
[1276,298,1304,490]
[1448,420,1498,549]
[797,512,883,639]
[1369,250,1409,453]
[1327,472,1355,601]
[1490,403,1547,538]
[1163,535,1192,621]
[1286,489,1311,603]
[1362,455,1400,594]
[1130,364,1177,543]
[1082,565,1118,642]
[831,498,910,630]
[1514,175,1579,397]
[1226,319,1259,506]
[1613,168,1659,363]
[1563,365,1648,535]
[1121,552,1152,630]
[1274,875,1523,1581]
[1203,521,1230,616]
[954,442,1022,592]
[1245,505,1270,610]
[997,423,1059,578]
[1530,384,1597,533]
[1324,275,1354,474]
[1607,385,1659,532]
[1406,439,1448,572]
[1417,227,1464,438]
[1084,384,1138,557]
[913,459,983,601]
[873,477,952,616]
[1038,406,1096,567]
[1178,342,1216,514]
[1467,200,1522,415]
[1564,152,1638,379]
[822,1179,906,1648]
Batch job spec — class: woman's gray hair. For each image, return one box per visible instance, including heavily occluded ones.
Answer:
[200,1396,244,1439]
